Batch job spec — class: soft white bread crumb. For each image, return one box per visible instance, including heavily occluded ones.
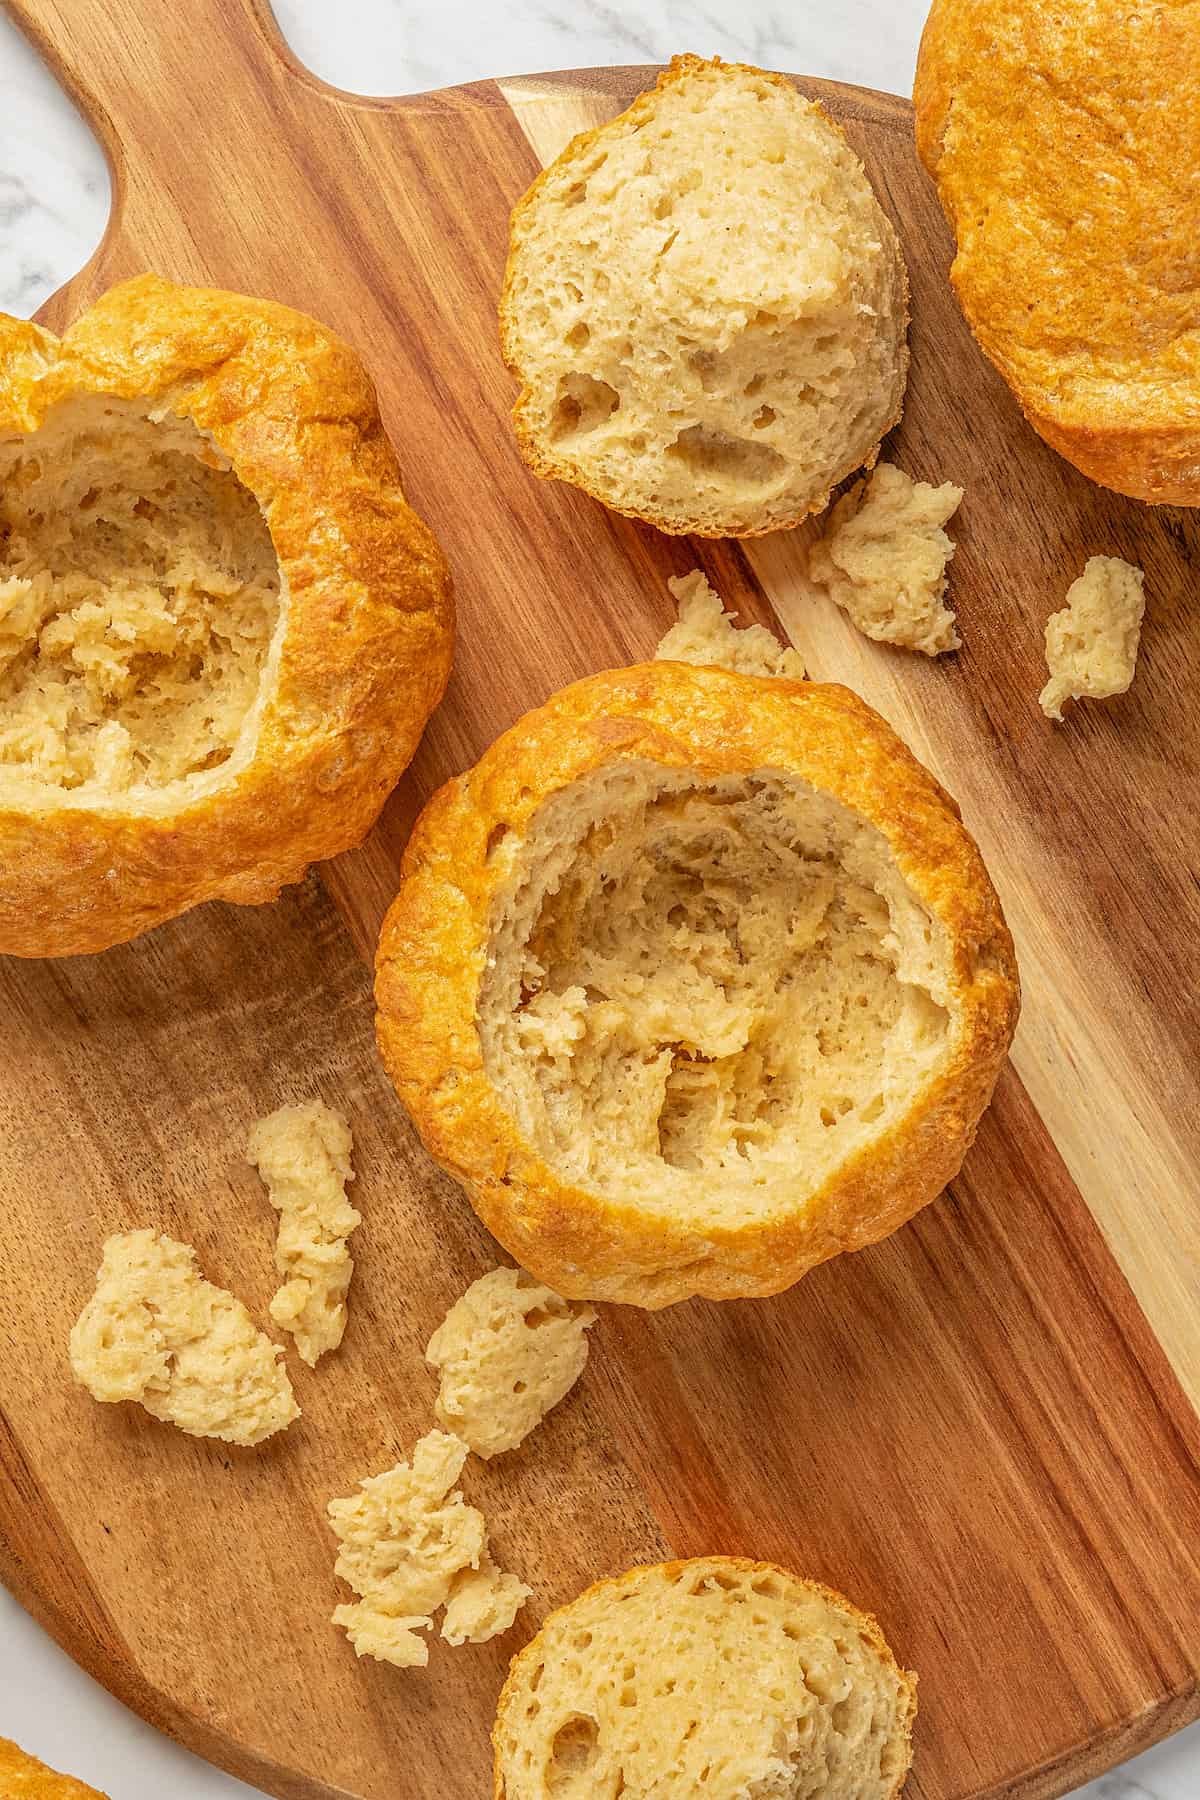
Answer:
[246,1100,359,1367]
[426,1266,595,1459]
[808,462,963,655]
[657,572,805,679]
[493,1556,916,1799]
[327,1429,529,1668]
[1040,555,1145,721]
[69,1229,298,1447]
[501,55,909,537]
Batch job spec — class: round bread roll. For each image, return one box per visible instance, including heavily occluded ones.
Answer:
[500,55,909,537]
[0,274,452,956]
[492,1557,916,1800]
[915,0,1200,504]
[375,663,1018,1309]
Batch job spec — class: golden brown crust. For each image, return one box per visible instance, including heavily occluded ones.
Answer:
[375,662,1019,1309]
[491,1556,918,1800]
[500,55,909,538]
[0,274,453,956]
[914,0,1200,505]
[0,1738,109,1799]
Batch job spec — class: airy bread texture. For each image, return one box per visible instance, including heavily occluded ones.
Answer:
[328,1428,529,1667]
[69,1229,298,1446]
[658,571,806,678]
[501,56,909,536]
[0,1739,108,1800]
[492,1557,916,1800]
[247,1100,360,1367]
[915,0,1200,504]
[376,663,1018,1309]
[807,463,963,655]
[0,275,452,956]
[427,1266,596,1458]
[1040,556,1145,722]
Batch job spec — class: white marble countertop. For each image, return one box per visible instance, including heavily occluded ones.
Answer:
[0,3,1196,1796]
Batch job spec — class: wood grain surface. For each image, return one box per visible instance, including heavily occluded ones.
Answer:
[0,4,1198,1798]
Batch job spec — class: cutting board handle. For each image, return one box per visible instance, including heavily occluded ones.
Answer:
[4,0,299,175]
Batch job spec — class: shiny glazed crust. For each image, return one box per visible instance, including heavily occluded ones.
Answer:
[914,0,1200,505]
[0,275,453,956]
[375,663,1019,1309]
[490,1556,918,1800]
[0,1738,109,1798]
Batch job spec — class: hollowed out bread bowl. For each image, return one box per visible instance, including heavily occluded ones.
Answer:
[491,1557,916,1800]
[500,56,909,537]
[0,274,452,957]
[375,663,1018,1309]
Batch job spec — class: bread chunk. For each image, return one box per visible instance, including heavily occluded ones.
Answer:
[427,1266,595,1459]
[0,1738,109,1799]
[502,56,908,536]
[328,1429,529,1668]
[808,463,963,655]
[69,1229,298,1446]
[247,1100,359,1366]
[657,572,805,679]
[493,1556,916,1799]
[1040,556,1145,722]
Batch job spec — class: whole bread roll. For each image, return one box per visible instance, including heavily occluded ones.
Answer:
[0,275,453,956]
[492,1557,916,1799]
[914,0,1200,504]
[375,662,1018,1309]
[501,55,909,537]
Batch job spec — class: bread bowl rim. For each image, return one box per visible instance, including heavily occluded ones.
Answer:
[0,272,454,956]
[374,661,1019,1309]
[489,1552,918,1800]
[498,53,910,539]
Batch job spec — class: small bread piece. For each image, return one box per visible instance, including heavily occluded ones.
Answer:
[375,663,1019,1309]
[328,1429,529,1668]
[915,1,1200,504]
[492,1557,916,1800]
[808,463,963,655]
[247,1100,360,1367]
[427,1266,596,1458]
[0,1739,109,1799]
[502,55,908,536]
[1040,556,1145,722]
[0,274,453,957]
[69,1229,297,1446]
[657,572,805,679]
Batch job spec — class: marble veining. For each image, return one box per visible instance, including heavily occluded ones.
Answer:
[0,3,1196,1798]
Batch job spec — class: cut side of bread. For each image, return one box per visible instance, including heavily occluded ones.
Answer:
[492,1557,916,1799]
[915,0,1200,504]
[502,56,909,537]
[375,663,1019,1309]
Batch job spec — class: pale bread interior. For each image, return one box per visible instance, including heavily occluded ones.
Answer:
[493,1558,914,1799]
[504,60,907,535]
[477,762,951,1255]
[0,395,280,804]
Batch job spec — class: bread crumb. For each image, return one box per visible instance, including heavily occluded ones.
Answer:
[1040,555,1145,721]
[426,1266,596,1459]
[69,1229,298,1447]
[327,1429,529,1667]
[658,571,805,678]
[247,1100,359,1367]
[807,461,963,655]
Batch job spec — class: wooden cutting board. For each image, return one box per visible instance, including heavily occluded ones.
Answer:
[1,2,1197,1796]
